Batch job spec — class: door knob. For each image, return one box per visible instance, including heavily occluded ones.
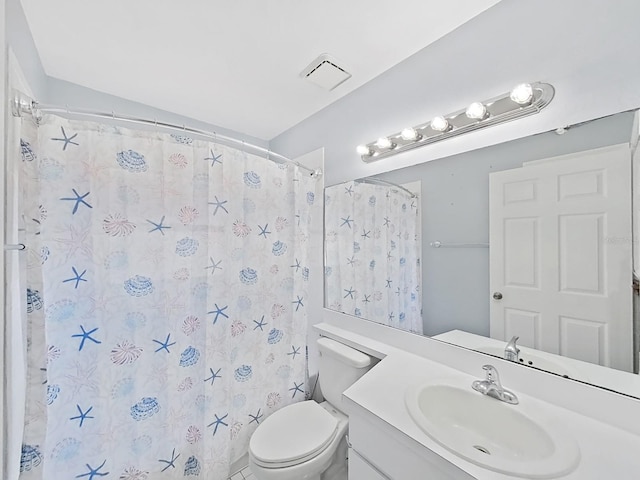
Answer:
[493,292,503,300]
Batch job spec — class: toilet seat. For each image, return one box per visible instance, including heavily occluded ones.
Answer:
[249,401,339,468]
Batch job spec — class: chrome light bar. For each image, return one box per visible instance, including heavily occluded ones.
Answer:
[357,82,555,163]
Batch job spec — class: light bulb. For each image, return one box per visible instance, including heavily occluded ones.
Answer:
[466,102,487,120]
[431,116,449,132]
[401,127,418,141]
[356,145,372,156]
[376,137,392,149]
[510,83,534,105]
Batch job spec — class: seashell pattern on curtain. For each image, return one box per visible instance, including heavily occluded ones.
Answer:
[16,115,319,480]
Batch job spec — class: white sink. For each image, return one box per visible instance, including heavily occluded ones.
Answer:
[405,383,580,478]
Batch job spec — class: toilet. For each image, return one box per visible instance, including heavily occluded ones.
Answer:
[248,337,374,480]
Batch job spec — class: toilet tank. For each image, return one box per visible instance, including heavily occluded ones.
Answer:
[317,337,373,413]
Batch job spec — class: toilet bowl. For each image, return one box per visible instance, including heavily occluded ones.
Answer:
[248,337,374,480]
[249,401,348,480]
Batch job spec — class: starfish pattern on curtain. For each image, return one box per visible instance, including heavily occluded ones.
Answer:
[17,115,319,480]
[324,180,422,334]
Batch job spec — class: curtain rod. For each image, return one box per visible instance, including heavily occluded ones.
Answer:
[355,178,418,198]
[11,90,321,178]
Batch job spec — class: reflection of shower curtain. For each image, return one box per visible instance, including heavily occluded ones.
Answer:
[15,114,318,479]
[325,181,422,334]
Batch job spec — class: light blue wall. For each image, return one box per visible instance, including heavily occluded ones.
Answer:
[267,0,640,338]
[270,0,640,186]
[6,0,638,339]
[346,112,635,337]
[6,0,47,97]
[44,78,269,148]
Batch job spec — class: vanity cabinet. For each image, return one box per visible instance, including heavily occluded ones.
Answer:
[349,451,389,480]
[347,406,474,480]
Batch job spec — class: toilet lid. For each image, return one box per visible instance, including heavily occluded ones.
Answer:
[250,401,339,465]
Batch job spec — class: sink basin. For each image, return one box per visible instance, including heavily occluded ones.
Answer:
[475,346,588,382]
[405,383,580,478]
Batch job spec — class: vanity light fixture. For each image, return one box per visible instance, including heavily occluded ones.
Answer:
[401,127,420,141]
[356,144,373,156]
[430,116,450,132]
[375,137,395,149]
[510,83,535,105]
[357,81,554,162]
[465,102,487,120]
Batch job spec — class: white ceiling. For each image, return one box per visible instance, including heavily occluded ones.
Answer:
[19,0,500,140]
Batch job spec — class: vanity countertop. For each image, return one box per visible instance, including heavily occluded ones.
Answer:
[343,349,640,479]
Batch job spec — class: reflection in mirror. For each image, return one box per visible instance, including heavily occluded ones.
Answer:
[324,110,640,398]
[324,179,422,333]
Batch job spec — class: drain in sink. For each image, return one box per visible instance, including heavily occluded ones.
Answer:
[473,445,491,455]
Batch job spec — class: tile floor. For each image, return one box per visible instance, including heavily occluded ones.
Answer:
[228,465,254,480]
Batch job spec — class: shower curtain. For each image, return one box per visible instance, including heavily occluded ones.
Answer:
[324,181,422,334]
[15,114,318,479]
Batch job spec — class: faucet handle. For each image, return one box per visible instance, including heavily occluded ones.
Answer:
[474,364,518,405]
[482,364,502,386]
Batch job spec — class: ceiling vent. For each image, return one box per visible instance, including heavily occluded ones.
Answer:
[300,53,352,91]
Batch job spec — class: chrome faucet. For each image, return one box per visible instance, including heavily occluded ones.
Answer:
[472,365,519,404]
[504,336,520,362]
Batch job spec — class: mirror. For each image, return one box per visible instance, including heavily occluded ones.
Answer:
[324,179,423,333]
[324,109,640,398]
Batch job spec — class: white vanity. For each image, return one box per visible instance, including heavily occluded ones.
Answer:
[314,319,640,480]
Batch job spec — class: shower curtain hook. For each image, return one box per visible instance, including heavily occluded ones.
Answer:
[182,124,186,132]
[111,110,115,120]
[32,102,43,124]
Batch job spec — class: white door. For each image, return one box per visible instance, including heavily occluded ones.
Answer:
[490,144,633,372]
